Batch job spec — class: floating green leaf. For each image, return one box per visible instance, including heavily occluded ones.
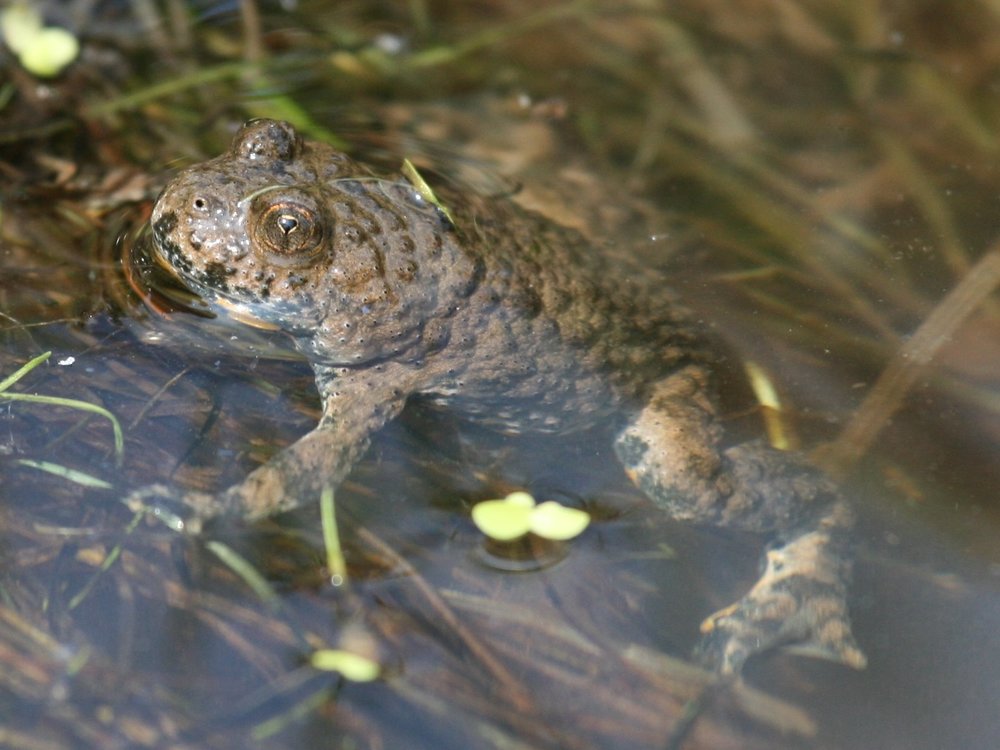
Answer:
[502,491,537,509]
[0,3,40,54]
[471,496,534,541]
[529,501,591,540]
[1,4,78,78]
[471,491,590,542]
[19,27,79,78]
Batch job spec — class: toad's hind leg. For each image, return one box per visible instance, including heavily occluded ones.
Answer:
[614,365,866,674]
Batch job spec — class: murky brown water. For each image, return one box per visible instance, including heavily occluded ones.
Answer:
[1,2,999,748]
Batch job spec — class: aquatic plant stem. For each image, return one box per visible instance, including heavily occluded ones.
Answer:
[355,526,533,712]
[819,247,1000,477]
[320,484,348,585]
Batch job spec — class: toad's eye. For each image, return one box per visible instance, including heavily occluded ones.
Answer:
[252,200,324,261]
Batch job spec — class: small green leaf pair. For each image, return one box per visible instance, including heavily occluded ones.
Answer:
[471,491,590,542]
[1,4,79,78]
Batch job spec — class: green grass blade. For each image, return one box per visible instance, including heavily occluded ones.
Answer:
[0,393,124,464]
[68,510,145,610]
[0,351,51,392]
[205,541,281,611]
[14,459,112,489]
[320,484,348,586]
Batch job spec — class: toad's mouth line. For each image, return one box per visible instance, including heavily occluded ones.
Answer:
[144,234,282,331]
[206,297,282,331]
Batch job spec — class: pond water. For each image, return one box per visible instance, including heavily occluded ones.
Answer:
[1,2,999,748]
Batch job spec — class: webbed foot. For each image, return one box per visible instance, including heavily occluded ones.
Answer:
[694,529,866,675]
[124,483,218,534]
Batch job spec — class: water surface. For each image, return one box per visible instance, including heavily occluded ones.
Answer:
[1,2,999,748]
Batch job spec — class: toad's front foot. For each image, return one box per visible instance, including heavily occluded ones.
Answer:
[124,483,222,534]
[694,529,867,675]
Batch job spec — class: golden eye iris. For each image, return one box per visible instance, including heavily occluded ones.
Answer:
[254,201,323,258]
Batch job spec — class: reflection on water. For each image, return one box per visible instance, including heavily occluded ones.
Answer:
[1,1,1000,748]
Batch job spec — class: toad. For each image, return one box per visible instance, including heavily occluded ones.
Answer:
[142,118,865,675]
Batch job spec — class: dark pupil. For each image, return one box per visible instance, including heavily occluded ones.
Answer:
[256,201,321,258]
[277,214,299,234]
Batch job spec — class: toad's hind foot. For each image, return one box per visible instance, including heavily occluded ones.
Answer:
[694,529,867,675]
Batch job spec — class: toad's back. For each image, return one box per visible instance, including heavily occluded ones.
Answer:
[152,118,707,430]
[451,185,710,396]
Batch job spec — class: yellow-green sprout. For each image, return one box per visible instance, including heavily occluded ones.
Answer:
[310,649,381,682]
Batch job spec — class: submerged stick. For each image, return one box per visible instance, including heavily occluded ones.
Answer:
[819,247,1000,477]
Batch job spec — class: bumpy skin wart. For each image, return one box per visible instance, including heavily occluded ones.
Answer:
[144,119,865,674]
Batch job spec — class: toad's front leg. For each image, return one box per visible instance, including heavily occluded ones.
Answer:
[127,369,412,531]
[614,365,866,675]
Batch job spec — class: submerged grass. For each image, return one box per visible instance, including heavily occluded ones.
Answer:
[206,540,283,611]
[12,458,112,489]
[66,509,144,610]
[820,248,1000,478]
[319,483,348,586]
[0,351,123,465]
